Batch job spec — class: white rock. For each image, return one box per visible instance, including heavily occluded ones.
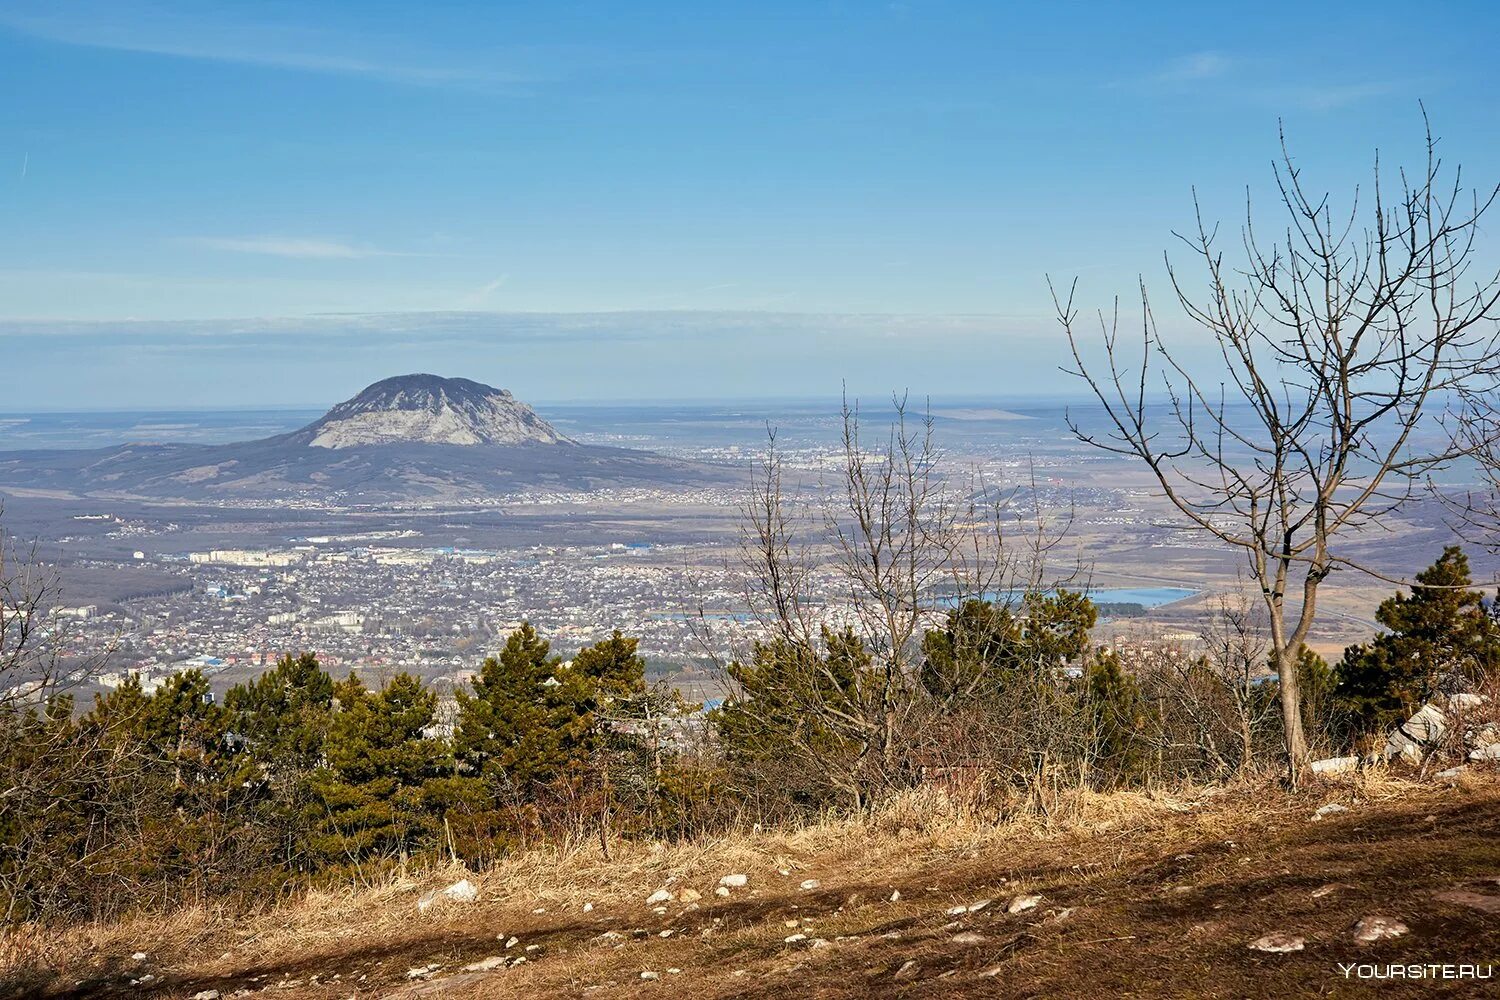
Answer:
[1352,916,1409,943]
[131,952,148,962]
[945,904,969,916]
[1470,743,1500,761]
[504,936,519,949]
[718,874,749,888]
[967,899,993,912]
[406,964,440,980]
[889,889,901,902]
[582,902,594,912]
[1447,692,1487,712]
[1248,932,1305,953]
[463,956,506,972]
[1007,894,1042,914]
[640,971,661,980]
[1312,803,1349,821]
[646,888,674,905]
[714,886,730,897]
[784,933,807,943]
[679,888,702,903]
[1310,756,1358,776]
[192,992,221,1000]
[952,931,987,944]
[799,879,821,891]
[1384,702,1449,761]
[443,878,478,903]
[1436,766,1467,781]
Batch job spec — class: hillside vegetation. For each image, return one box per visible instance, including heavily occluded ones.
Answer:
[7,770,1499,998]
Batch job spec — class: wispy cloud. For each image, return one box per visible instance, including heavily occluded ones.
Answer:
[184,236,413,260]
[454,275,511,309]
[1128,51,1406,113]
[1277,81,1404,112]
[1155,51,1233,83]
[0,2,536,89]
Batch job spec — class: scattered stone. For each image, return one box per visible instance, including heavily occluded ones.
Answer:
[1436,766,1467,781]
[889,889,901,902]
[715,885,730,897]
[800,879,821,891]
[192,991,221,1000]
[406,964,440,980]
[1385,702,1449,762]
[809,938,829,949]
[463,956,506,972]
[1311,803,1349,821]
[1007,894,1042,914]
[668,967,682,974]
[784,933,807,943]
[525,944,542,953]
[1052,907,1076,922]
[1352,916,1409,943]
[952,932,987,945]
[583,902,594,912]
[1470,743,1500,762]
[640,970,661,980]
[1311,883,1342,899]
[659,929,674,938]
[719,874,748,888]
[646,888,674,905]
[652,906,668,915]
[1310,755,1358,776]
[1434,889,1500,914]
[945,904,969,916]
[443,878,478,903]
[504,937,519,949]
[895,960,920,979]
[1248,932,1305,953]
[966,899,993,912]
[679,888,702,903]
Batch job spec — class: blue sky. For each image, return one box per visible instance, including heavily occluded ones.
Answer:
[2,1,1498,408]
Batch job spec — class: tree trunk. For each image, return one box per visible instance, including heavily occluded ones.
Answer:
[1277,646,1309,786]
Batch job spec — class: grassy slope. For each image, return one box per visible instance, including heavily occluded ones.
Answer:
[8,772,1500,999]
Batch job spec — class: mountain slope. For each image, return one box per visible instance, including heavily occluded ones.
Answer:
[0,376,721,503]
[13,774,1500,998]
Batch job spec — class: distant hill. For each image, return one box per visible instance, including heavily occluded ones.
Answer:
[0,375,724,503]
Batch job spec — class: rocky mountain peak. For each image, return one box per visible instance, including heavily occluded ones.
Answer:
[301,374,570,449]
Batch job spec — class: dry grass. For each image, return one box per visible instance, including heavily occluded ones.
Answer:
[8,771,1500,998]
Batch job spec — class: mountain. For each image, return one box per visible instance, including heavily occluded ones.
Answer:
[295,374,570,449]
[0,376,722,503]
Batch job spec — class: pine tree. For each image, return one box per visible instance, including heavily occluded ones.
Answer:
[1336,547,1500,735]
[454,623,597,793]
[309,673,443,864]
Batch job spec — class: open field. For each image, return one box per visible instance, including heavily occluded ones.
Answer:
[9,769,1500,999]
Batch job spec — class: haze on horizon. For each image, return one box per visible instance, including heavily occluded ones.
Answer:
[2,0,1498,408]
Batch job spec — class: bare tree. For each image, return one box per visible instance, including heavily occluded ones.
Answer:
[1054,113,1500,783]
[1196,589,1279,774]
[716,396,1074,805]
